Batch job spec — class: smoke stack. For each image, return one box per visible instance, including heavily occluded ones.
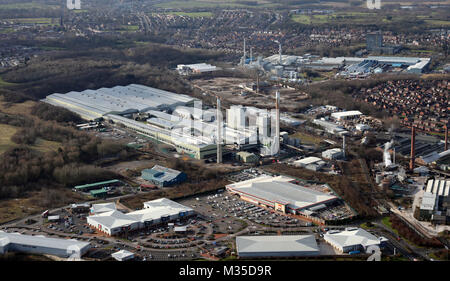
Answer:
[410,126,416,171]
[342,135,346,159]
[217,97,222,164]
[242,38,246,66]
[445,124,448,151]
[278,42,282,65]
[250,47,253,63]
[393,147,396,165]
[275,91,280,155]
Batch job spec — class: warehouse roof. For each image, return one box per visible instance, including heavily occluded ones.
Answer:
[331,111,363,119]
[90,202,117,214]
[236,235,319,256]
[421,192,437,211]
[226,175,337,210]
[141,165,185,184]
[111,249,134,261]
[323,228,382,249]
[74,179,121,190]
[425,179,450,197]
[88,210,137,229]
[142,198,193,213]
[43,84,197,116]
[294,157,323,165]
[0,231,90,252]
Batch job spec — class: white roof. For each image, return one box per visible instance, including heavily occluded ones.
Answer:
[88,210,137,229]
[425,179,450,197]
[226,175,337,210]
[111,249,134,261]
[91,202,116,214]
[236,235,319,256]
[174,226,187,232]
[331,111,363,119]
[323,228,381,249]
[0,231,90,253]
[43,84,196,116]
[294,157,322,165]
[421,192,437,211]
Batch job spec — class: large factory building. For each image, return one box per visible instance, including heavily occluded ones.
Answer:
[226,175,337,216]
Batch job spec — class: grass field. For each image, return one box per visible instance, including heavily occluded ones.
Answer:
[5,18,58,25]
[0,76,16,87]
[0,2,59,10]
[0,123,18,155]
[290,131,322,145]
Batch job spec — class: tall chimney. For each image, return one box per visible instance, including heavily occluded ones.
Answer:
[410,126,416,171]
[393,147,396,165]
[278,42,282,65]
[275,91,280,155]
[445,124,448,151]
[217,97,222,164]
[250,47,253,63]
[342,135,346,159]
[242,38,246,66]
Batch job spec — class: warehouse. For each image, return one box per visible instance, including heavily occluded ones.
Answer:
[141,165,187,187]
[0,231,90,258]
[74,179,122,192]
[236,235,320,258]
[323,227,387,253]
[294,157,326,171]
[331,111,363,121]
[322,148,344,160]
[87,198,194,236]
[425,179,450,197]
[111,249,135,261]
[419,192,437,220]
[226,175,337,215]
[177,63,218,75]
[43,84,197,120]
[90,202,117,215]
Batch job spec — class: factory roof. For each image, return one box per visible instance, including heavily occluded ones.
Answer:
[323,228,382,249]
[111,249,134,261]
[331,110,363,119]
[43,84,196,116]
[90,202,117,214]
[420,192,437,211]
[141,165,185,184]
[74,179,121,190]
[294,157,323,165]
[0,231,90,253]
[425,179,450,197]
[226,175,337,210]
[88,210,138,229]
[143,198,193,213]
[236,235,319,256]
[177,63,218,72]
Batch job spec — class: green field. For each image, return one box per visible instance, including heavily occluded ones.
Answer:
[0,124,18,155]
[0,2,59,10]
[5,18,58,25]
[0,76,16,87]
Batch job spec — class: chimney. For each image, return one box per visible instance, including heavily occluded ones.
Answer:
[342,135,346,159]
[278,42,282,65]
[275,91,280,155]
[217,97,222,164]
[409,126,415,171]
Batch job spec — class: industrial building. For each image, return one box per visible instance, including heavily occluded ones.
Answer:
[87,199,194,236]
[235,151,260,164]
[419,192,437,220]
[331,111,363,121]
[226,175,337,216]
[74,179,122,192]
[0,231,90,258]
[313,119,349,136]
[141,165,187,187]
[322,148,344,160]
[425,179,450,197]
[294,157,326,171]
[366,32,402,55]
[323,227,387,253]
[90,202,117,215]
[177,63,218,75]
[236,235,320,258]
[111,249,135,261]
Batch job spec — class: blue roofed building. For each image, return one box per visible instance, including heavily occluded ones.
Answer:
[141,165,187,187]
